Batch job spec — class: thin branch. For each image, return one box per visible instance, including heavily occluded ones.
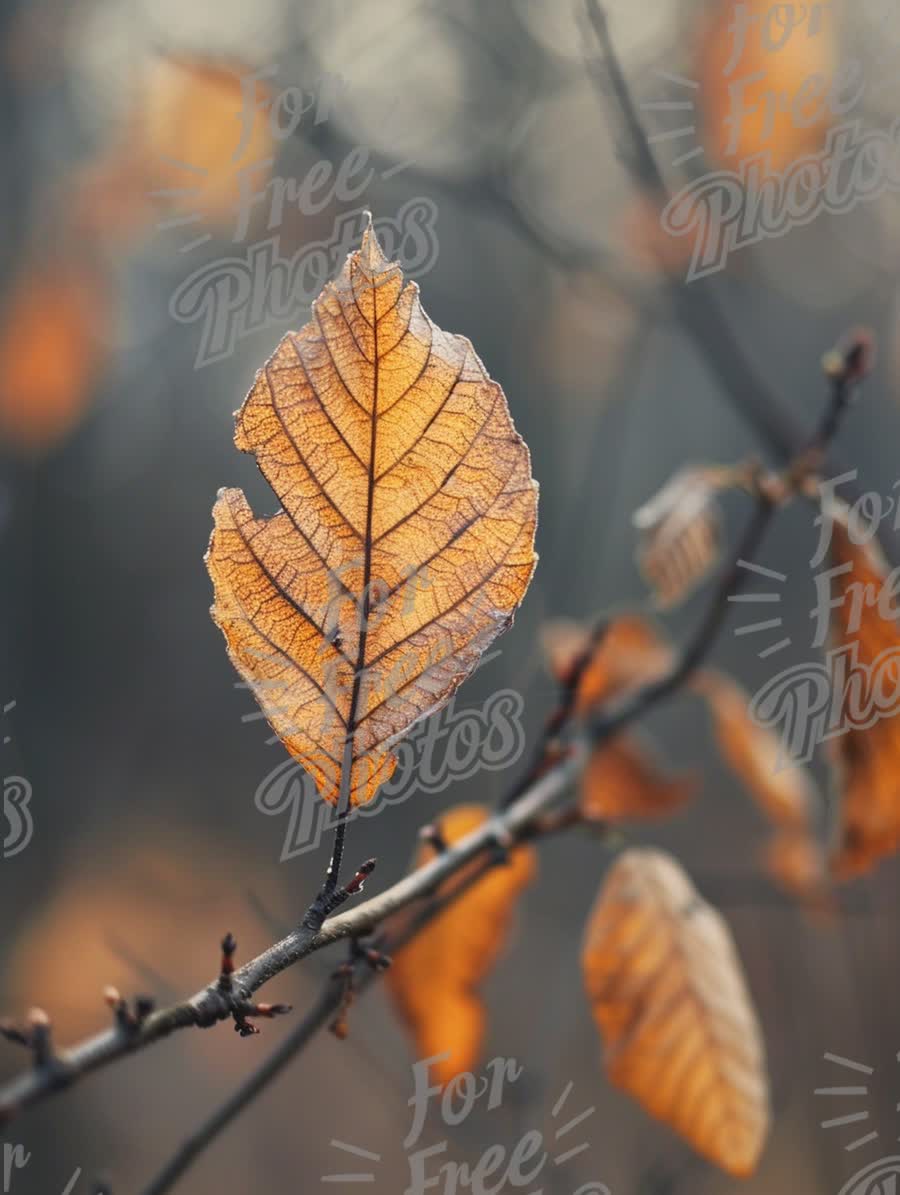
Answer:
[137,855,500,1195]
[0,749,582,1127]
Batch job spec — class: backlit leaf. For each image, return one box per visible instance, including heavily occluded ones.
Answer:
[582,849,770,1177]
[386,805,536,1084]
[206,222,538,806]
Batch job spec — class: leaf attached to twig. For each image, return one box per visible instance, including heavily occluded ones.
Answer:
[386,805,536,1084]
[206,221,538,807]
[582,848,770,1177]
[633,467,724,609]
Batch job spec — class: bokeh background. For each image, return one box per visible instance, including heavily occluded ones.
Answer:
[2,0,900,1192]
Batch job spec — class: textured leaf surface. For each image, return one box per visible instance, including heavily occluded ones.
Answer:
[582,849,770,1177]
[207,225,538,806]
[386,805,536,1084]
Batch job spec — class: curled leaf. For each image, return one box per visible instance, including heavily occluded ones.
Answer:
[695,670,818,830]
[541,615,672,716]
[206,222,538,807]
[824,505,900,878]
[582,849,770,1177]
[633,467,724,609]
[386,805,536,1084]
[580,733,696,823]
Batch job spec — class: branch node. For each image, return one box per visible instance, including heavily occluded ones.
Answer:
[304,858,378,929]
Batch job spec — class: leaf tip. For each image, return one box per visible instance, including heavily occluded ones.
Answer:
[359,212,388,271]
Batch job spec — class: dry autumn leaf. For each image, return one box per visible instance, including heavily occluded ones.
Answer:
[824,505,900,878]
[386,805,536,1085]
[582,848,770,1177]
[695,670,818,830]
[541,614,672,716]
[580,733,696,823]
[206,222,538,807]
[633,467,724,609]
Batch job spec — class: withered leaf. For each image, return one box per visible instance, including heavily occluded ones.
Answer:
[825,505,900,878]
[633,467,723,609]
[695,670,818,830]
[582,849,770,1177]
[541,614,672,716]
[386,805,536,1085]
[580,733,696,823]
[207,223,538,806]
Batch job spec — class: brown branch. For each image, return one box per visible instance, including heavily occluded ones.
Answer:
[137,852,501,1195]
[0,749,583,1127]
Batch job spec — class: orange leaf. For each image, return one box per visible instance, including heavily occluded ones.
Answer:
[633,467,724,609]
[696,670,817,829]
[582,849,770,1177]
[206,222,538,807]
[541,615,672,716]
[386,805,536,1085]
[825,507,900,878]
[580,734,696,823]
